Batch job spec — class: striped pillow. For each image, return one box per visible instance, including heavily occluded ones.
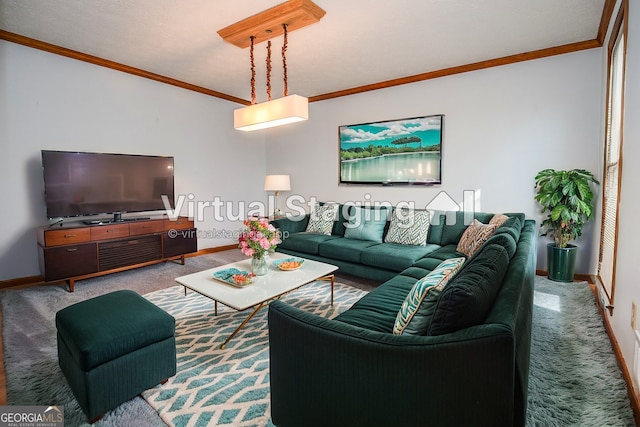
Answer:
[456,219,497,257]
[385,208,430,246]
[393,257,466,335]
[305,203,339,235]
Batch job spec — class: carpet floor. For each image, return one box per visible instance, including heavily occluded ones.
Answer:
[0,249,635,426]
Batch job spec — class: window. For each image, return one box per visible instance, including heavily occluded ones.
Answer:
[598,5,626,309]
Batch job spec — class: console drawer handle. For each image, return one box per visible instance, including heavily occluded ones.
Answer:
[66,248,78,252]
[64,234,76,238]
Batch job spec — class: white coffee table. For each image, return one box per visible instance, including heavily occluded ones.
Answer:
[175,252,338,348]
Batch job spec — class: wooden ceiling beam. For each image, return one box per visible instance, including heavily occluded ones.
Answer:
[217,0,326,48]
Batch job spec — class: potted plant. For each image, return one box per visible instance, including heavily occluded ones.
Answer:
[534,169,599,282]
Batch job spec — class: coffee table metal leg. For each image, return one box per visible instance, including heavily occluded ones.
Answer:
[317,274,335,306]
[220,302,266,349]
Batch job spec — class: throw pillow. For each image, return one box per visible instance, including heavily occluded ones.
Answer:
[425,244,510,336]
[385,208,430,246]
[456,219,497,257]
[393,257,466,335]
[344,206,389,243]
[305,203,339,235]
[489,213,509,227]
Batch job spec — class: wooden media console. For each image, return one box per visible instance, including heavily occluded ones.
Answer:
[37,216,197,291]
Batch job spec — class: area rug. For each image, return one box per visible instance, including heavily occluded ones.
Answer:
[141,281,363,427]
[527,279,635,426]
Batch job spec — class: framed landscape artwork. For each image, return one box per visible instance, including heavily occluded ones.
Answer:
[339,114,443,185]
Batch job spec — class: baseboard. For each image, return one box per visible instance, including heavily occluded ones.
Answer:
[0,275,45,290]
[185,244,238,257]
[598,300,640,425]
[535,270,595,284]
[0,245,239,290]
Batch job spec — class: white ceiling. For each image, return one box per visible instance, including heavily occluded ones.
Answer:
[0,0,606,103]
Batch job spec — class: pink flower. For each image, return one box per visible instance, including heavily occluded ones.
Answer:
[238,217,280,258]
[260,238,271,250]
[242,247,255,257]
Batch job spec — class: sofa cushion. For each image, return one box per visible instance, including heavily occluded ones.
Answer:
[404,256,443,274]
[361,243,440,272]
[493,216,523,243]
[456,219,497,257]
[344,206,389,243]
[331,203,351,237]
[335,274,417,332]
[277,232,340,255]
[318,237,380,263]
[398,266,433,280]
[426,211,445,245]
[306,203,339,235]
[416,244,459,263]
[385,208,430,246]
[393,257,466,335]
[424,243,510,336]
[483,232,517,259]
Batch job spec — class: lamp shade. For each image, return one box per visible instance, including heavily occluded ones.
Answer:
[235,95,308,132]
[264,175,291,191]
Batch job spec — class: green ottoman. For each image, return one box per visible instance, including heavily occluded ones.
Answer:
[56,290,176,422]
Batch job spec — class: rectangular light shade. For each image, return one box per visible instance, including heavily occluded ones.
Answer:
[234,95,308,132]
[264,174,291,191]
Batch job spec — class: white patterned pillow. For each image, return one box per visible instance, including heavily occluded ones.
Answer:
[456,219,497,257]
[385,208,430,246]
[393,257,466,335]
[305,204,339,235]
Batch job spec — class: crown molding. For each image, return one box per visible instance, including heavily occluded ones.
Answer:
[0,29,251,105]
[1,31,601,106]
[309,39,602,102]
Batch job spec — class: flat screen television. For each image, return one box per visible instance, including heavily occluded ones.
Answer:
[41,150,175,221]
[339,114,443,185]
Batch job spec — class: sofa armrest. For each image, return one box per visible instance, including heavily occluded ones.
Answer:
[268,300,517,427]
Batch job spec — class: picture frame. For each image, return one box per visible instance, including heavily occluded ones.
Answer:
[339,114,443,185]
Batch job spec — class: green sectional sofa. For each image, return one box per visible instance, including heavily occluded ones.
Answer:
[268,208,536,427]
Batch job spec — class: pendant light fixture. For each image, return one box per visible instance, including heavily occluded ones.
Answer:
[217,0,326,132]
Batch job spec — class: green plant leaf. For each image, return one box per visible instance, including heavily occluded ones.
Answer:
[534,168,599,245]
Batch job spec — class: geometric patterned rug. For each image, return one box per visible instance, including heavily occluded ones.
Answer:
[141,281,366,427]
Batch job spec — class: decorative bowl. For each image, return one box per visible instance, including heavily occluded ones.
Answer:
[273,257,304,271]
[213,268,256,287]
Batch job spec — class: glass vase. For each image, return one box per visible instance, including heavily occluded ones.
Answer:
[251,253,269,276]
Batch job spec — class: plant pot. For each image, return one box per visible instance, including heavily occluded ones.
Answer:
[547,243,577,282]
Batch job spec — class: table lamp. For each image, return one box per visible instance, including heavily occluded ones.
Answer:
[264,175,291,216]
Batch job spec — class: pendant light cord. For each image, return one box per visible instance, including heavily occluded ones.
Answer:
[282,24,288,97]
[266,41,272,101]
[250,24,289,103]
[250,36,256,105]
